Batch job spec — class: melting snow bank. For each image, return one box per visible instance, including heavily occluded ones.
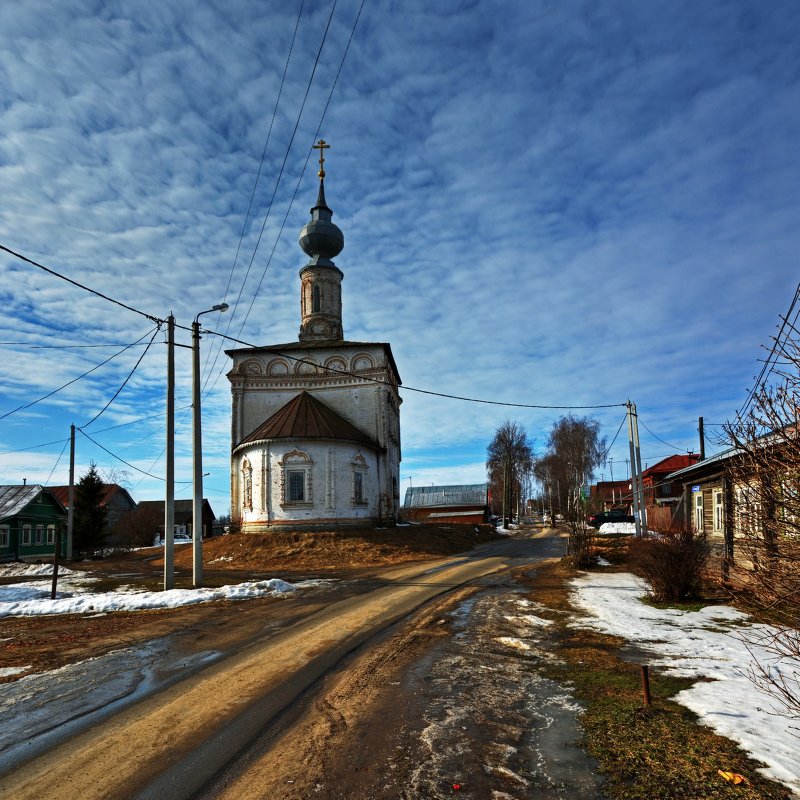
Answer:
[0,578,301,617]
[570,571,800,796]
[0,563,77,577]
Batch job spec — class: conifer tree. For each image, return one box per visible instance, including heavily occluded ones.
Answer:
[73,462,108,558]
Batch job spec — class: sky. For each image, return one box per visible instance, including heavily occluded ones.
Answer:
[1,562,797,795]
[1,0,799,514]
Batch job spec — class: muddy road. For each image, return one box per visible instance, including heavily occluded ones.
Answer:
[1,529,600,799]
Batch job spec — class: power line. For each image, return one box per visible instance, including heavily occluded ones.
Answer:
[0,326,160,422]
[636,416,689,452]
[77,428,190,483]
[738,282,800,418]
[202,0,306,380]
[202,0,365,398]
[81,325,162,429]
[202,0,340,392]
[0,341,151,349]
[0,243,162,324]
[207,328,627,410]
[600,415,627,462]
[44,437,70,486]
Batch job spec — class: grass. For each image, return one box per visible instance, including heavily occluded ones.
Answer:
[521,560,792,800]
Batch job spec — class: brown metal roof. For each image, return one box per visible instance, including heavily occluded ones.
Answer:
[238,391,378,450]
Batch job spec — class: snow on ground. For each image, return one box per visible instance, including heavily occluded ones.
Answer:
[0,564,312,617]
[0,563,76,577]
[596,522,637,534]
[571,571,800,796]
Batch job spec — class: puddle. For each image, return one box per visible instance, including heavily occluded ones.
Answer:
[0,637,222,775]
[393,587,604,798]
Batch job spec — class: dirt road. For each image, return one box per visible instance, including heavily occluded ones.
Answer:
[1,530,596,799]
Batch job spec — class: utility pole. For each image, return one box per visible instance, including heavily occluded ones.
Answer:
[632,403,646,532]
[192,316,203,588]
[626,402,642,536]
[67,423,75,559]
[698,416,705,461]
[164,314,175,590]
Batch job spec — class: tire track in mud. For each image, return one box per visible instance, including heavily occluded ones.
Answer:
[207,566,603,800]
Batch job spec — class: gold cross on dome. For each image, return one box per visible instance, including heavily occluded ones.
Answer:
[313,139,330,178]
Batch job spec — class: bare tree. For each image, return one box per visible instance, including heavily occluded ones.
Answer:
[723,326,800,718]
[486,421,534,525]
[537,416,606,566]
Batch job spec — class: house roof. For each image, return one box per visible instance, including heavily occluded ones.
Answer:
[236,391,378,450]
[642,454,700,477]
[0,485,65,520]
[137,499,216,520]
[404,484,488,508]
[48,484,136,510]
[666,446,739,480]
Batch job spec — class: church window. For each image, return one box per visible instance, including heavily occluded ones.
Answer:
[281,450,313,506]
[288,471,306,502]
[242,457,253,511]
[354,471,365,504]
[312,285,321,313]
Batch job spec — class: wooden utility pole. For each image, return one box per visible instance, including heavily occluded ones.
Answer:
[698,416,705,461]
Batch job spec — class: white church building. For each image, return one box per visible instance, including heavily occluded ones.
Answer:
[226,143,402,531]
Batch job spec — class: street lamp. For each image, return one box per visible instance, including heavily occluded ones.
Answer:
[193,303,228,588]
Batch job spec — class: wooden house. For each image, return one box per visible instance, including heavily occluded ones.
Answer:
[0,485,67,562]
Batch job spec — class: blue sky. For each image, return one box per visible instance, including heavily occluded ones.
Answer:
[1,0,799,514]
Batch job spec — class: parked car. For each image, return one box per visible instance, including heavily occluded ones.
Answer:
[587,509,635,529]
[156,532,193,545]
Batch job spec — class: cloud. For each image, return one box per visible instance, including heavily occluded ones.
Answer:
[1,0,799,511]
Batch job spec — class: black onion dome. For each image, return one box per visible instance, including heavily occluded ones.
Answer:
[298,179,344,265]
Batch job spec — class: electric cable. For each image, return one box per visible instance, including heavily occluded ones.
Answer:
[77,428,191,483]
[0,244,162,324]
[202,0,365,397]
[201,0,339,391]
[636,416,690,452]
[201,0,306,379]
[81,325,162,429]
[44,437,70,486]
[738,282,800,418]
[0,326,160,422]
[207,328,627,409]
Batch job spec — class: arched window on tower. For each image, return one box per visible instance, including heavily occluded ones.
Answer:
[312,285,321,313]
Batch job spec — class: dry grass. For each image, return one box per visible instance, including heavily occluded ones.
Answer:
[522,559,792,800]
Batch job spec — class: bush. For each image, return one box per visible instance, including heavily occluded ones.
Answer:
[629,530,710,602]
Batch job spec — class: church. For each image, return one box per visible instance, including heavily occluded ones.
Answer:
[226,142,402,531]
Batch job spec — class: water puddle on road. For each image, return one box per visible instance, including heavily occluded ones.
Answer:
[395,588,603,799]
[0,638,221,776]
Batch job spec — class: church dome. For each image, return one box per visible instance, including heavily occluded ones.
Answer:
[298,180,344,265]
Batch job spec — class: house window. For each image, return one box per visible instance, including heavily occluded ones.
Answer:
[661,482,671,496]
[22,524,31,545]
[47,525,55,545]
[694,492,704,532]
[35,525,44,545]
[713,489,723,533]
[0,526,9,548]
[288,471,305,502]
